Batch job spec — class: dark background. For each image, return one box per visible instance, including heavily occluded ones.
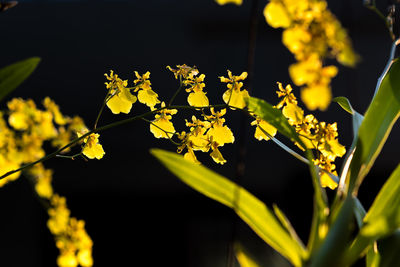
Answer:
[0,0,399,266]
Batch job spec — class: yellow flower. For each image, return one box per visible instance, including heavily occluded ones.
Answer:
[264,1,292,28]
[282,102,304,126]
[318,138,346,162]
[150,102,177,139]
[29,164,54,199]
[301,84,331,111]
[251,118,277,141]
[105,70,137,114]
[80,133,105,160]
[184,74,209,107]
[320,171,338,190]
[215,0,242,5]
[134,71,160,109]
[210,143,227,165]
[275,83,298,110]
[167,64,198,80]
[57,251,78,267]
[204,108,234,146]
[43,97,69,125]
[220,70,249,109]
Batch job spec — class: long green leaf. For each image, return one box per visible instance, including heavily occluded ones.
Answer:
[0,57,41,102]
[346,164,400,265]
[346,59,400,194]
[235,243,262,267]
[151,148,305,266]
[362,164,400,237]
[308,197,354,267]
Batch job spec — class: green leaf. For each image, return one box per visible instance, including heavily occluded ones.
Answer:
[346,164,400,265]
[346,59,400,193]
[0,57,41,102]
[235,243,262,267]
[361,164,400,238]
[374,230,400,267]
[151,148,305,267]
[333,97,354,115]
[308,197,354,267]
[246,96,305,149]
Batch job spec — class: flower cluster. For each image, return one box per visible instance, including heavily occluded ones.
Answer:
[264,0,358,110]
[0,97,86,187]
[25,164,93,267]
[275,82,346,189]
[0,97,93,267]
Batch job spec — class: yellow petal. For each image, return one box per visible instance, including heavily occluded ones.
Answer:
[215,0,242,5]
[282,103,304,125]
[107,95,133,114]
[210,148,227,164]
[301,85,331,111]
[222,89,249,109]
[188,91,209,107]
[138,89,160,109]
[208,124,234,146]
[253,120,277,141]
[150,118,175,139]
[320,172,338,190]
[82,134,105,160]
[8,112,29,130]
[183,150,201,164]
[264,1,291,28]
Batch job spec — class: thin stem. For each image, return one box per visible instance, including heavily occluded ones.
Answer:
[93,93,111,129]
[168,75,183,107]
[55,153,83,160]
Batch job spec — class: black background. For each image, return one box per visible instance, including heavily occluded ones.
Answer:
[0,0,399,266]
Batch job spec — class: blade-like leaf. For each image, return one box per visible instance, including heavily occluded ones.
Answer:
[361,164,400,238]
[235,243,262,267]
[346,164,400,265]
[151,148,305,267]
[246,97,306,149]
[346,59,400,193]
[308,197,354,267]
[0,57,41,102]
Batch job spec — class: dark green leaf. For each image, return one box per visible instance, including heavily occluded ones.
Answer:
[346,59,400,193]
[151,148,305,266]
[0,57,41,102]
[308,197,354,267]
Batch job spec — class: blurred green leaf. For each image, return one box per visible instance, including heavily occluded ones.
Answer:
[347,59,400,193]
[151,148,305,267]
[346,164,400,265]
[246,97,305,149]
[0,57,41,102]
[308,197,354,267]
[361,164,400,238]
[374,230,400,267]
[235,243,262,267]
